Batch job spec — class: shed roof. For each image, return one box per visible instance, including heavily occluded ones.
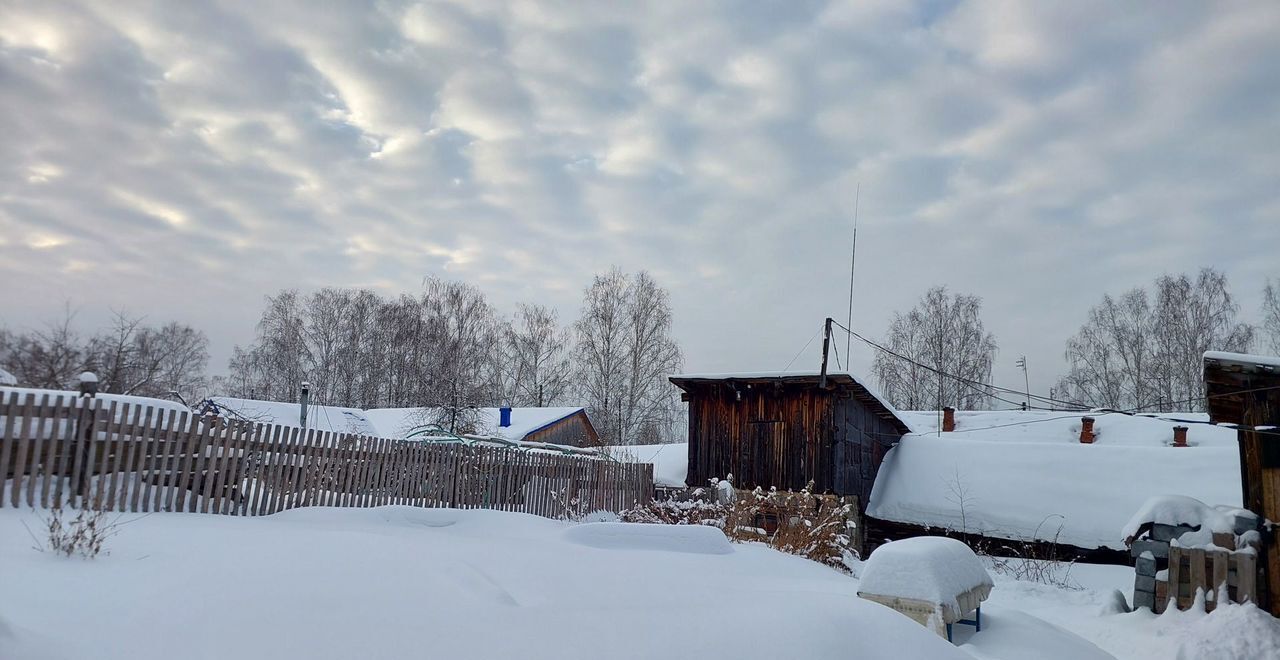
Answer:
[669,371,910,435]
[1203,351,1280,424]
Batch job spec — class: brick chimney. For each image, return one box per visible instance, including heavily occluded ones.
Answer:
[1080,417,1095,444]
[1172,426,1188,447]
[942,407,956,432]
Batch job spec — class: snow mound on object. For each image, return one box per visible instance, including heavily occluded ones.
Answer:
[857,537,993,613]
[563,522,734,554]
[1175,603,1280,660]
[1120,495,1256,545]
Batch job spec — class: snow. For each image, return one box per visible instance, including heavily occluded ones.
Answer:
[363,406,585,442]
[1120,495,1254,544]
[0,506,970,660]
[1204,350,1280,370]
[606,443,689,487]
[208,396,377,435]
[0,368,15,386]
[866,431,1241,550]
[958,609,1115,660]
[1,386,190,421]
[562,521,734,554]
[858,536,993,614]
[897,410,1239,447]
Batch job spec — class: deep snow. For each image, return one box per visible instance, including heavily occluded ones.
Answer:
[3,507,1277,660]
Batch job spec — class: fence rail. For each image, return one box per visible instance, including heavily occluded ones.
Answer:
[0,392,653,518]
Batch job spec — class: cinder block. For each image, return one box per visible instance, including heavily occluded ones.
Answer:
[1135,552,1160,575]
[1152,523,1197,542]
[1135,575,1155,592]
[1132,539,1169,559]
[1234,515,1260,535]
[1133,589,1156,611]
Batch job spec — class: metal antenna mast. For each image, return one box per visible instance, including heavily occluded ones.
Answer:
[844,183,860,365]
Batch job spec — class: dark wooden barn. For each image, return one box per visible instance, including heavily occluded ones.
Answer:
[668,372,911,505]
[1203,350,1280,616]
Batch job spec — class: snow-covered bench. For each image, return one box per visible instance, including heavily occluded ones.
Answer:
[857,537,993,642]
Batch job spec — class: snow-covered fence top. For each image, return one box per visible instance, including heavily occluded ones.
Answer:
[1,390,653,518]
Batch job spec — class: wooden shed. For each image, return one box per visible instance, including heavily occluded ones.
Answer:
[1203,350,1280,616]
[668,371,910,504]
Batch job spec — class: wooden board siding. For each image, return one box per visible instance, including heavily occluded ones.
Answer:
[1203,355,1280,616]
[522,411,601,447]
[676,376,906,497]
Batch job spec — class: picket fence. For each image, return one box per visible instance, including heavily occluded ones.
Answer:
[0,392,653,518]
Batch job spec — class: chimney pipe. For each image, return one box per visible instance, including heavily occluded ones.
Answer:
[942,407,956,432]
[1172,426,1188,447]
[1080,417,1095,444]
[499,406,512,428]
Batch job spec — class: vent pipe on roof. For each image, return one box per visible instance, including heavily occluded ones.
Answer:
[299,381,311,434]
[1080,416,1095,444]
[500,406,512,428]
[1172,426,1188,447]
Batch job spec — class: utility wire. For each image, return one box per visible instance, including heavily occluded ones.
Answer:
[829,319,1088,410]
[783,324,823,371]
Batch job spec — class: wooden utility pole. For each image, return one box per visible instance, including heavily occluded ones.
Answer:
[819,317,833,388]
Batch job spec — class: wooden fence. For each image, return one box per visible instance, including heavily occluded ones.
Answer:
[0,392,653,518]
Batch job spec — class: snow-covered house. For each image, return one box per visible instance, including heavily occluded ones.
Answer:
[864,409,1242,561]
[364,407,600,447]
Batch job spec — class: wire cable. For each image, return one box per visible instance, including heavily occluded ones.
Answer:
[782,324,823,371]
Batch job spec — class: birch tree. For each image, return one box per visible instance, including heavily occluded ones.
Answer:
[1263,278,1280,356]
[871,286,998,410]
[502,304,572,407]
[574,269,683,445]
[1056,267,1254,411]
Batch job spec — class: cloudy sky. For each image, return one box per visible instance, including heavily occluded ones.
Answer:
[2,0,1277,399]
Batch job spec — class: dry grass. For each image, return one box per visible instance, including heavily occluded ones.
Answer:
[25,495,118,559]
[621,478,857,570]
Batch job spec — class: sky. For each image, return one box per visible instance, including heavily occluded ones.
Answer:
[2,0,1278,402]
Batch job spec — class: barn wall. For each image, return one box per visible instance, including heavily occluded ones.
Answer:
[524,413,599,447]
[684,382,900,496]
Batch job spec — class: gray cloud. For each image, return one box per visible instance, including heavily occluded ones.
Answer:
[1,0,1277,398]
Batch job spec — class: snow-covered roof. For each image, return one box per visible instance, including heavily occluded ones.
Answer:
[1,386,190,420]
[867,410,1242,550]
[364,406,586,442]
[1203,350,1280,371]
[606,443,689,488]
[207,396,377,435]
[898,409,1238,447]
[0,368,16,386]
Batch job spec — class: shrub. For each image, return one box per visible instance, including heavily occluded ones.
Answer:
[620,477,857,571]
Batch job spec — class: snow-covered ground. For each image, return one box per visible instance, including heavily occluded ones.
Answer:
[3,507,1276,660]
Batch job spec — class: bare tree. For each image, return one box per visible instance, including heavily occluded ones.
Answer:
[501,304,572,407]
[872,286,998,410]
[574,269,683,445]
[1055,289,1155,410]
[1263,278,1280,356]
[1056,267,1254,411]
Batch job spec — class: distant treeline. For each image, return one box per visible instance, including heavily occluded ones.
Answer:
[871,268,1280,413]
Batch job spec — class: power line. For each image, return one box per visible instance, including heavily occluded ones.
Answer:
[828,319,1088,410]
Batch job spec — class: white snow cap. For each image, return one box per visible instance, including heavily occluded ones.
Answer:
[0,367,15,386]
[77,371,98,383]
[1204,351,1280,369]
[1121,494,1256,546]
[857,536,993,613]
